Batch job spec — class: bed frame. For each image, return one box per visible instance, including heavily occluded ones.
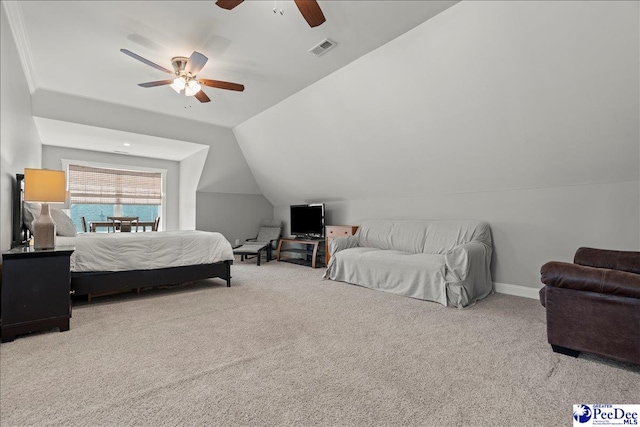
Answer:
[12,174,232,298]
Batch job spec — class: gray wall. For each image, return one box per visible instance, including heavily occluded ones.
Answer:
[236,1,640,290]
[196,192,274,245]
[0,5,42,251]
[42,146,181,231]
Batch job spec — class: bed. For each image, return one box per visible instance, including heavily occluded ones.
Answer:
[12,174,234,299]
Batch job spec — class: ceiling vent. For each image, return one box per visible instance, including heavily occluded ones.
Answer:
[309,38,337,57]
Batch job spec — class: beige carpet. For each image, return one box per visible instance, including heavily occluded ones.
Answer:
[1,260,638,426]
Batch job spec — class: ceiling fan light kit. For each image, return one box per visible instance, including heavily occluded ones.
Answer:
[170,76,186,93]
[120,49,244,104]
[121,1,326,105]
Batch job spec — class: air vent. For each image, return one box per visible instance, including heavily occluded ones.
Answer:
[113,150,129,154]
[309,38,337,57]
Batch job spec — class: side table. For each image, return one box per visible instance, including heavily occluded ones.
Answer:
[1,246,74,343]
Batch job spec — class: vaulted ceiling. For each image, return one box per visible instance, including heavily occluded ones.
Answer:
[7,0,459,129]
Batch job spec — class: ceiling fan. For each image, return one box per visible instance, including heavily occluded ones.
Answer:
[216,0,326,28]
[120,49,245,103]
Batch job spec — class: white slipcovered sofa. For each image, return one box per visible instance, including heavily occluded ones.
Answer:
[323,220,493,308]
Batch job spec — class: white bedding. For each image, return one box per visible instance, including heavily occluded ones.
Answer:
[57,230,234,273]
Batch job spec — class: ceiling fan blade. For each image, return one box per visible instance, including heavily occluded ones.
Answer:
[137,80,174,88]
[185,51,208,75]
[195,90,211,103]
[294,0,325,27]
[216,0,243,10]
[198,79,244,92]
[120,49,173,74]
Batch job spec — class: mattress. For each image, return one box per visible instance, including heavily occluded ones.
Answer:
[56,230,234,273]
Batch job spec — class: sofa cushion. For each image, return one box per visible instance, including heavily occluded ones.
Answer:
[356,220,492,255]
[422,221,492,254]
[356,220,428,253]
[328,247,448,304]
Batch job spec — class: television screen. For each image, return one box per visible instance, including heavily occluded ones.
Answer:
[290,204,324,237]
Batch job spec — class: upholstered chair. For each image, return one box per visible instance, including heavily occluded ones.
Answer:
[245,219,282,261]
[539,247,640,365]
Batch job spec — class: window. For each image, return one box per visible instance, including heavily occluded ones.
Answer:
[66,163,164,232]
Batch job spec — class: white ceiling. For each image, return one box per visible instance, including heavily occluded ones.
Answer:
[12,0,459,129]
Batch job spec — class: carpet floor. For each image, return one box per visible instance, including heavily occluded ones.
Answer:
[1,259,638,426]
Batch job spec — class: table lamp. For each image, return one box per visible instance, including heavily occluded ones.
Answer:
[24,168,66,250]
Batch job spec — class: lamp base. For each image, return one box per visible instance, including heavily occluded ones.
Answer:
[33,203,56,250]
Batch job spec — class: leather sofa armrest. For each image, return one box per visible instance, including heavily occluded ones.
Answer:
[574,247,640,274]
[540,261,640,299]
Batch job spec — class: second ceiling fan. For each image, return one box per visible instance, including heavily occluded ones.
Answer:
[216,0,326,28]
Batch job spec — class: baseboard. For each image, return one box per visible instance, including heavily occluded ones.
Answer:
[493,282,541,300]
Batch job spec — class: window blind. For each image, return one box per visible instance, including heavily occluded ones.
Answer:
[68,164,162,205]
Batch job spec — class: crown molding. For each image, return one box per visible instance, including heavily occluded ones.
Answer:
[2,1,38,93]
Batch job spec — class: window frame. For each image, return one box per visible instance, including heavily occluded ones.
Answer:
[61,159,167,230]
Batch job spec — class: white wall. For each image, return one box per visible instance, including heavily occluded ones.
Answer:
[179,147,209,230]
[235,1,640,289]
[42,146,181,231]
[196,192,274,245]
[0,4,42,251]
[31,89,261,194]
[31,89,267,232]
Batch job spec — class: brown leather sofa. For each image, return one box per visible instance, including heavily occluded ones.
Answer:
[539,247,640,365]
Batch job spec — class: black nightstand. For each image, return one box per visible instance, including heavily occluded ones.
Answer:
[1,246,74,343]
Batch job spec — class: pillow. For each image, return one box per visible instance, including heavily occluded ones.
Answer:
[22,202,77,237]
[22,202,40,233]
[51,208,77,237]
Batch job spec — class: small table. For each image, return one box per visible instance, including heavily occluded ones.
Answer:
[233,243,271,266]
[90,220,156,232]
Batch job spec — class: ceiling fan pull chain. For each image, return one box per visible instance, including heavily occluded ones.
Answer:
[272,0,283,15]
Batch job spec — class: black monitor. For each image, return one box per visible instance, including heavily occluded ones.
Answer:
[290,204,324,238]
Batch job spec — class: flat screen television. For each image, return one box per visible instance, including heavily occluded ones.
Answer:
[290,204,325,238]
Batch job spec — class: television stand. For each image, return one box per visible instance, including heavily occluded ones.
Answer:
[277,238,325,268]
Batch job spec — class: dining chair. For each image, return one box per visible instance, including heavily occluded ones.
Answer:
[152,216,160,231]
[111,217,139,232]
